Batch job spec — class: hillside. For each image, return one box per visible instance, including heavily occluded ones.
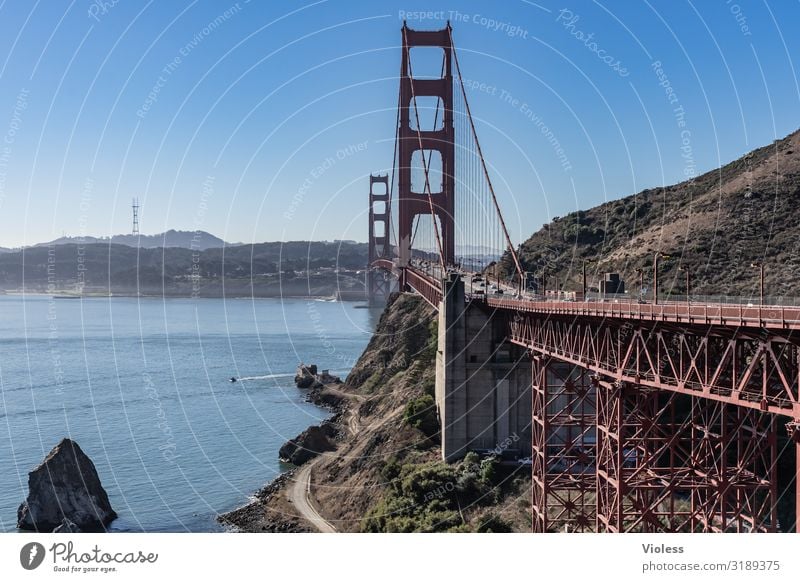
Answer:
[38,229,231,250]
[514,129,800,300]
[221,293,531,533]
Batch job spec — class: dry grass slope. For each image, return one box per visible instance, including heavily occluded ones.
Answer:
[515,128,800,300]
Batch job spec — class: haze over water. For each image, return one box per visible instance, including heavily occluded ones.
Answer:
[0,295,378,532]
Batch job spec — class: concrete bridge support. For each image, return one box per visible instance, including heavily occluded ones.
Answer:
[435,275,531,462]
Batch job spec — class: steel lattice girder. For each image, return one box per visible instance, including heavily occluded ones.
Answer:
[513,314,787,533]
[594,380,778,532]
[509,314,800,420]
[531,356,596,532]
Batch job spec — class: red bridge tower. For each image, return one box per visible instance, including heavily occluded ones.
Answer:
[397,22,455,270]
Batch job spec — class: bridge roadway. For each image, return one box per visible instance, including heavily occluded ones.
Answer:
[381,261,800,420]
[398,262,800,332]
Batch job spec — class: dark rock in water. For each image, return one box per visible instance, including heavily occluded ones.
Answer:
[53,518,83,533]
[294,363,341,388]
[294,363,320,389]
[17,438,117,532]
[278,423,337,466]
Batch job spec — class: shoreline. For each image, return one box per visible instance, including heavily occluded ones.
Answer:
[217,381,349,532]
[0,291,370,302]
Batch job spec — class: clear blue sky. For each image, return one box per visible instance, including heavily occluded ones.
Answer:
[0,0,797,247]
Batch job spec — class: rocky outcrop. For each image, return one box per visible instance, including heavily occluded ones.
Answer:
[278,423,337,466]
[305,385,346,411]
[294,363,341,389]
[294,364,321,389]
[17,438,117,532]
[317,370,342,384]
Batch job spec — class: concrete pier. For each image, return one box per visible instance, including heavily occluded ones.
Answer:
[434,274,531,462]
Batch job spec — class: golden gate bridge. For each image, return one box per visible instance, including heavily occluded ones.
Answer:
[367,22,799,533]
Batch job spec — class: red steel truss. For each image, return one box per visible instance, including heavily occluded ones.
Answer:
[594,380,777,532]
[508,312,800,418]
[512,312,794,532]
[531,356,596,532]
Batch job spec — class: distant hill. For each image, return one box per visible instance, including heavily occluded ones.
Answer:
[37,229,231,251]
[511,128,800,300]
[0,240,369,298]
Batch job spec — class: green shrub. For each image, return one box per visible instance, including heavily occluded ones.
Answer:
[475,513,513,533]
[480,457,497,483]
[361,454,501,532]
[402,394,439,438]
[381,456,401,481]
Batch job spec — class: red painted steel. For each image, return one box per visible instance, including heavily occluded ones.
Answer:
[397,24,455,270]
[595,381,777,532]
[404,266,442,309]
[368,175,392,303]
[386,266,798,531]
[489,296,800,332]
[507,309,800,419]
[531,356,596,532]
[370,23,800,531]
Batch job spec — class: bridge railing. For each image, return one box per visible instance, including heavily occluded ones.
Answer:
[404,266,443,307]
[484,294,800,331]
[587,291,800,308]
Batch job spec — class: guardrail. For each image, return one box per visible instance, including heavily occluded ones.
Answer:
[485,295,800,331]
[404,267,443,308]
[378,263,800,330]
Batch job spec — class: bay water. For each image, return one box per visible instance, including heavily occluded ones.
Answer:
[0,295,379,532]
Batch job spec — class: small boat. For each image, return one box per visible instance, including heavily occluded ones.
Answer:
[229,377,237,383]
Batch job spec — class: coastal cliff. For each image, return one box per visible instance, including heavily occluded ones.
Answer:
[219,292,532,532]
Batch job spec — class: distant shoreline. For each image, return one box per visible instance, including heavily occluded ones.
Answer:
[0,291,369,302]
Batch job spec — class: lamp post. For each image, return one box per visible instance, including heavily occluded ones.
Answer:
[634,268,644,301]
[751,262,764,306]
[653,252,670,305]
[679,266,690,306]
[582,260,592,301]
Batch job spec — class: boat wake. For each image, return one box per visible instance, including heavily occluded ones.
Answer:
[235,373,296,381]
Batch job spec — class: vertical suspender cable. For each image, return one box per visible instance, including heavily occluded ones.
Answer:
[449,28,524,284]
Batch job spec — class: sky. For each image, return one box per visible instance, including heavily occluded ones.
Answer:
[0,0,798,248]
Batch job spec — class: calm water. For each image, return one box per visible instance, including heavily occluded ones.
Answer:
[0,295,379,532]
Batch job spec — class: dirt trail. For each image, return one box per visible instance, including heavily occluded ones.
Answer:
[287,392,367,533]
[288,462,336,533]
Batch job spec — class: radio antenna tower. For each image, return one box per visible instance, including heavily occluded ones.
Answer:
[132,198,140,236]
